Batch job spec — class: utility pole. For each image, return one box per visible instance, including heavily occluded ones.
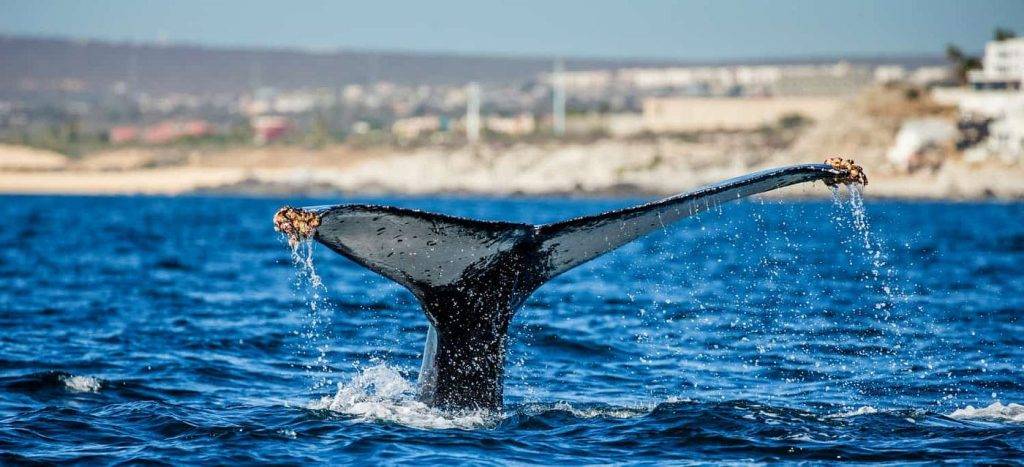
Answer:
[553,59,566,137]
[466,82,480,146]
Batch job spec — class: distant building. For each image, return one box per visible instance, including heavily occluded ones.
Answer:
[771,62,871,96]
[241,89,332,116]
[605,113,646,137]
[641,96,841,132]
[932,87,1024,119]
[932,38,1024,120]
[251,116,291,144]
[133,120,211,144]
[485,113,535,136]
[550,70,613,92]
[928,37,1024,163]
[108,125,139,144]
[875,65,950,86]
[965,112,1024,163]
[909,66,952,86]
[968,37,1024,90]
[874,65,907,84]
[109,122,212,145]
[272,90,320,114]
[241,97,272,116]
[351,121,371,135]
[391,115,443,139]
[617,67,740,90]
[341,85,364,103]
[556,112,647,137]
[610,62,869,97]
[985,113,1024,162]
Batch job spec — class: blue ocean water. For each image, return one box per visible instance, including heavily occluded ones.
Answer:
[1,194,1022,463]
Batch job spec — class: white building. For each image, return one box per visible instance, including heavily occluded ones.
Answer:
[641,96,842,132]
[909,66,952,86]
[874,65,907,84]
[985,113,1024,162]
[554,70,613,92]
[929,38,1024,163]
[485,113,536,136]
[965,111,1024,163]
[968,37,1024,90]
[932,38,1024,120]
[391,115,442,140]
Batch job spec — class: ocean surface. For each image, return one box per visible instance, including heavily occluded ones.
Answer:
[1,193,1022,463]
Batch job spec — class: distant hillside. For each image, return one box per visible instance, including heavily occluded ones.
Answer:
[0,36,946,96]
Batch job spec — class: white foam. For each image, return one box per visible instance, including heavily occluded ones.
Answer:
[308,365,652,429]
[278,429,298,439]
[542,401,650,419]
[307,365,494,430]
[830,406,878,418]
[949,402,1024,423]
[60,375,101,393]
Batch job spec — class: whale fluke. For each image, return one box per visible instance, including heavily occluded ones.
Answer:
[275,160,865,411]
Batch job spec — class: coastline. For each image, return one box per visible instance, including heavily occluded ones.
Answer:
[4,85,1020,201]
[1,140,1021,200]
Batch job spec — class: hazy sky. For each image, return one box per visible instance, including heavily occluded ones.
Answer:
[2,0,1021,60]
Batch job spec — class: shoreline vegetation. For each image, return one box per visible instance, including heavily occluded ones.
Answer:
[2,86,1021,200]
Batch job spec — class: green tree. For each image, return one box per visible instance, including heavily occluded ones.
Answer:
[994,28,1016,41]
[945,44,964,62]
[945,44,981,84]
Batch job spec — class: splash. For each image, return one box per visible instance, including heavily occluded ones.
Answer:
[308,364,495,430]
[307,365,660,429]
[60,374,101,393]
[829,405,879,418]
[949,402,1024,423]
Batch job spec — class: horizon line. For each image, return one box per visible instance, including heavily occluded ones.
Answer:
[0,32,953,67]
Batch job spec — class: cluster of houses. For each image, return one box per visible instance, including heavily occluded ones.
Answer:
[380,61,952,142]
[83,58,959,147]
[12,37,1021,165]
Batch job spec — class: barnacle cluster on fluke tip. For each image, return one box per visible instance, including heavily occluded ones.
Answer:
[274,206,321,247]
[824,157,868,187]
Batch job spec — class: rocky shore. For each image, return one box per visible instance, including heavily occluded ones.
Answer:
[1,139,1020,199]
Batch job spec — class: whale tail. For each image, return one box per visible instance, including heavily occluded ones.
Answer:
[275,161,864,410]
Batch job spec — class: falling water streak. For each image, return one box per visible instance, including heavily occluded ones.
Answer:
[847,185,901,316]
[830,184,918,403]
[289,238,334,391]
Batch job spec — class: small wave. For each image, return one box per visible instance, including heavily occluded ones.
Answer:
[829,406,879,418]
[59,374,101,393]
[949,402,1024,423]
[522,401,654,420]
[307,365,494,430]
